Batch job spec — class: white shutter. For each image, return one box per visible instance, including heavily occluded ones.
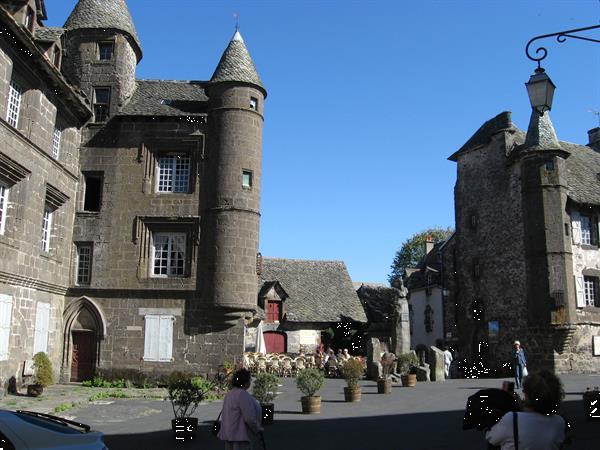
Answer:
[158,316,173,361]
[571,212,581,245]
[144,315,159,361]
[575,276,585,308]
[0,294,13,360]
[33,303,50,354]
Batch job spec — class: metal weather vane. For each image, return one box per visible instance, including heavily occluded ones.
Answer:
[525,24,600,68]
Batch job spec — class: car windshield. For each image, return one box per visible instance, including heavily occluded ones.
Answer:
[15,411,87,434]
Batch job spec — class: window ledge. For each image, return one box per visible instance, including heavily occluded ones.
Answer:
[40,251,62,264]
[76,211,101,217]
[580,244,599,251]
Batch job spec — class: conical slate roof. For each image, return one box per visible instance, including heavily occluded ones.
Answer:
[64,0,142,59]
[210,30,264,91]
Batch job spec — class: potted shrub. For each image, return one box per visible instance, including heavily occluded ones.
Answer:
[296,368,324,414]
[397,352,419,387]
[252,373,279,425]
[341,358,363,402]
[27,352,53,397]
[377,353,396,394]
[167,377,205,439]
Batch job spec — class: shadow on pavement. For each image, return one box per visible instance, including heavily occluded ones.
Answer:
[103,398,596,450]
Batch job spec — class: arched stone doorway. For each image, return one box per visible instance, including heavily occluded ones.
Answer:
[62,297,106,382]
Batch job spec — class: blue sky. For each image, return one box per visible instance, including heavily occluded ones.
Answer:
[47,1,600,283]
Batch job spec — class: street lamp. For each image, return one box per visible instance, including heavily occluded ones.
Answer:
[525,68,555,113]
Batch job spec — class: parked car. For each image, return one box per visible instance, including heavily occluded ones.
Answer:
[0,410,108,449]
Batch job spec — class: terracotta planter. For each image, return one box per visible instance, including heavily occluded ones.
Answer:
[27,384,43,397]
[261,403,274,425]
[377,378,392,394]
[171,417,198,441]
[401,374,417,387]
[301,395,321,414]
[343,386,362,402]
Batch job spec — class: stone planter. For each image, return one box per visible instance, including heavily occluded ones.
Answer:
[401,374,417,387]
[343,386,362,402]
[260,403,274,425]
[301,395,321,414]
[171,417,198,441]
[27,384,43,397]
[377,378,392,394]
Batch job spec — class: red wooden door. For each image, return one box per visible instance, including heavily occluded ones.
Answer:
[71,331,96,382]
[264,332,286,353]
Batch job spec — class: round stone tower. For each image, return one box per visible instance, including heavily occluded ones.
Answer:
[61,0,141,120]
[201,30,267,319]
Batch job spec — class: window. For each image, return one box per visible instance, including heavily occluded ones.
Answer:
[33,302,50,355]
[82,172,103,212]
[52,127,61,159]
[41,207,53,252]
[98,42,114,61]
[152,232,186,277]
[24,7,34,32]
[0,184,8,235]
[76,243,93,285]
[242,170,253,189]
[157,155,190,193]
[265,300,281,323]
[584,276,599,307]
[0,294,13,361]
[249,97,258,110]
[143,315,173,361]
[52,46,61,68]
[93,87,110,122]
[6,80,22,128]
[580,214,597,246]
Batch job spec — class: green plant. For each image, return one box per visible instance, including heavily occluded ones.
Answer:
[53,403,74,413]
[167,377,205,419]
[89,390,132,401]
[252,373,279,404]
[397,352,419,376]
[32,352,53,387]
[222,361,234,372]
[381,353,397,379]
[341,359,364,389]
[296,369,324,397]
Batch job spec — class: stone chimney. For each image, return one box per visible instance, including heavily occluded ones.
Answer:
[588,127,600,152]
[425,236,434,254]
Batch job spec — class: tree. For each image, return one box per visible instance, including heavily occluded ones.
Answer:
[388,227,453,286]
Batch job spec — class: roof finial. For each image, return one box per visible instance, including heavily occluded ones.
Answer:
[233,12,239,31]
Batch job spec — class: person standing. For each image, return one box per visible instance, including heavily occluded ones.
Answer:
[443,347,453,378]
[512,340,527,389]
[218,369,263,450]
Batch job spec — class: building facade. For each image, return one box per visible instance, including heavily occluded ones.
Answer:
[449,110,600,375]
[1,0,267,390]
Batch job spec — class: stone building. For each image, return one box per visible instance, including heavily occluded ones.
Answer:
[246,258,367,354]
[0,0,91,391]
[449,108,600,375]
[1,0,268,388]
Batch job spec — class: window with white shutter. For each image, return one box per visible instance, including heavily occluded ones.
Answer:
[0,294,13,361]
[143,315,173,362]
[33,302,50,354]
[575,276,586,308]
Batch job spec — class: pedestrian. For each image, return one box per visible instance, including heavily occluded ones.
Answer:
[217,368,264,450]
[486,370,566,449]
[511,340,527,389]
[443,347,453,378]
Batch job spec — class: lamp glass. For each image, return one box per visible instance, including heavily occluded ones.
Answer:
[525,69,556,112]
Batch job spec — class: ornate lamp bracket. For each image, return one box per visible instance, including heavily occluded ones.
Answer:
[526,25,600,68]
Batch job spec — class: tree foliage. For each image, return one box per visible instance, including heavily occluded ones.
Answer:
[388,227,453,286]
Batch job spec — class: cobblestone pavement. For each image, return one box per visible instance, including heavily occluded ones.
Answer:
[2,375,599,449]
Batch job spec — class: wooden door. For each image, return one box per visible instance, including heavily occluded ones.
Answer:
[71,331,96,381]
[266,301,280,322]
[264,331,286,353]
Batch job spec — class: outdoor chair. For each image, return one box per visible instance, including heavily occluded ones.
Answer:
[281,357,293,377]
[293,356,306,375]
[256,356,267,374]
[268,358,281,376]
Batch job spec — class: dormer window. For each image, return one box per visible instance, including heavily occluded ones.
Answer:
[98,42,114,61]
[52,46,61,69]
[24,7,35,33]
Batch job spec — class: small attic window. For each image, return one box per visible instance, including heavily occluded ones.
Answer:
[52,46,61,69]
[24,7,35,32]
[596,173,600,182]
[242,170,253,189]
[544,160,555,172]
[98,42,114,61]
[249,97,258,110]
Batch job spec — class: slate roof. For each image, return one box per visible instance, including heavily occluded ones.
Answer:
[35,26,64,42]
[260,258,367,323]
[210,30,264,91]
[356,285,397,326]
[118,80,208,116]
[64,0,141,59]
[448,111,514,161]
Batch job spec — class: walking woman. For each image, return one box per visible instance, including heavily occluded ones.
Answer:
[218,369,263,450]
[512,340,527,389]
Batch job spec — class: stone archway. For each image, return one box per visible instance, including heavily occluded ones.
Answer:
[62,297,106,382]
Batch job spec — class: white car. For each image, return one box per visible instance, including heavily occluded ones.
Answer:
[0,410,108,450]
